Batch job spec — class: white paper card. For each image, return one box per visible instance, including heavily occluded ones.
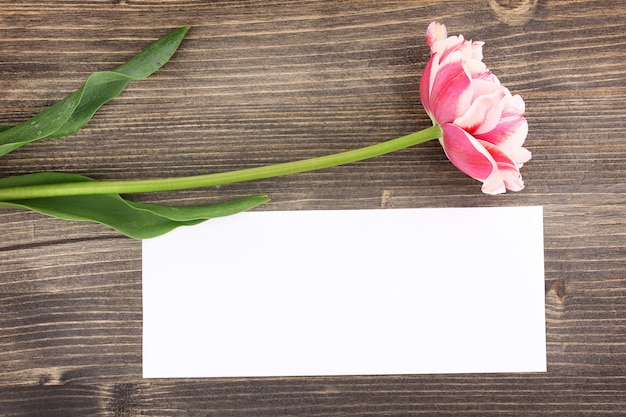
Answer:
[143,206,545,378]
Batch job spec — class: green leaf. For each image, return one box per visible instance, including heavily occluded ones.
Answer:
[0,26,189,157]
[0,172,268,239]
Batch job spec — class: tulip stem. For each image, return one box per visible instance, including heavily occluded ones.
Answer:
[0,125,442,200]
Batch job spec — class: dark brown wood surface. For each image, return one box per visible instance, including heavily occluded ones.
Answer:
[1,0,624,415]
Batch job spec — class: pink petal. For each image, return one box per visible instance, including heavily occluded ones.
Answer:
[470,41,485,62]
[437,35,466,64]
[474,71,500,83]
[462,56,489,78]
[430,60,473,124]
[505,92,525,114]
[440,124,500,186]
[500,167,525,191]
[456,38,481,64]
[481,171,507,194]
[479,140,527,192]
[426,22,447,48]
[469,77,502,101]
[453,90,506,135]
[476,95,528,153]
[510,146,532,166]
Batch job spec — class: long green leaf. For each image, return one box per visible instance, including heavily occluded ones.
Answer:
[0,172,268,239]
[0,26,189,157]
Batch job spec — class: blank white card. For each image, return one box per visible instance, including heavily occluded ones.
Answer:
[143,206,546,378]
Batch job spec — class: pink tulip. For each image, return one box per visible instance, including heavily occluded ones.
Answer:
[420,21,531,194]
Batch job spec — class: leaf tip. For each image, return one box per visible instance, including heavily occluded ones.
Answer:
[178,26,191,36]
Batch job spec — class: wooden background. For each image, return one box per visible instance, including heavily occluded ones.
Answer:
[1,0,624,415]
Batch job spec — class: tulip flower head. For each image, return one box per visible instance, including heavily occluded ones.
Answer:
[420,22,531,194]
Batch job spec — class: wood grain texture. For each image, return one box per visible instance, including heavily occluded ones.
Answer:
[0,0,625,415]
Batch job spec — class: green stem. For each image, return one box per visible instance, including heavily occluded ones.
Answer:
[0,125,441,200]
